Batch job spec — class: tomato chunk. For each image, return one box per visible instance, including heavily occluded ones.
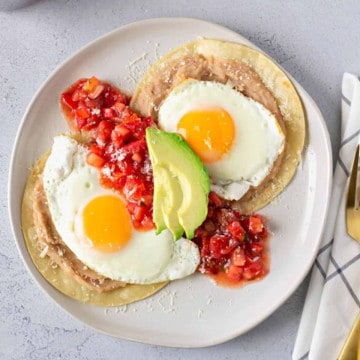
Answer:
[227,221,245,241]
[83,76,100,92]
[225,263,244,281]
[61,92,77,110]
[86,152,105,168]
[248,215,264,234]
[231,247,246,266]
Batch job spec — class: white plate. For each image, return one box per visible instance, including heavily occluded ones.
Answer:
[8,18,332,347]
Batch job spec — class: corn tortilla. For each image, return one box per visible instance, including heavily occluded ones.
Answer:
[130,39,306,213]
[21,152,168,306]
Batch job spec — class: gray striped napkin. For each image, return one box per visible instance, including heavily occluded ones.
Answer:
[293,73,360,360]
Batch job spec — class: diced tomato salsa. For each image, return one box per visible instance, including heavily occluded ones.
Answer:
[60,77,156,230]
[60,76,270,286]
[61,76,130,132]
[193,192,269,286]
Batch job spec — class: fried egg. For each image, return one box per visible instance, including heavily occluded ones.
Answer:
[157,80,285,200]
[42,135,200,284]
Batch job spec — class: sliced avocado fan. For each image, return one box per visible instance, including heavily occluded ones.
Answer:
[146,127,210,240]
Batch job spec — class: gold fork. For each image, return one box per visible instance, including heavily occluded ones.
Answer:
[339,144,360,360]
[346,145,360,242]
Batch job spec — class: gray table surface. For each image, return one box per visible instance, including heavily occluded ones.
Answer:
[2,1,360,359]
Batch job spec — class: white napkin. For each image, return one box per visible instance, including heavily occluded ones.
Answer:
[293,73,360,360]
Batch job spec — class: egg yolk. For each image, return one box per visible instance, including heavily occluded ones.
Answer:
[82,195,131,253]
[177,107,235,163]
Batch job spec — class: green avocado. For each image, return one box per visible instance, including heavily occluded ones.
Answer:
[154,165,184,240]
[151,166,167,235]
[146,127,210,240]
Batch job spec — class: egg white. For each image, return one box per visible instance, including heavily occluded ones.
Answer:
[42,135,200,284]
[157,80,285,200]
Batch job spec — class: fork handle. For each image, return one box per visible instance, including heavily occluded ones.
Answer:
[338,312,360,359]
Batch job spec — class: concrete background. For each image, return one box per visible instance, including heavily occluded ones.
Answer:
[2,1,360,359]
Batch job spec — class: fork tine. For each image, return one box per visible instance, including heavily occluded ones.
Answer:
[347,145,359,208]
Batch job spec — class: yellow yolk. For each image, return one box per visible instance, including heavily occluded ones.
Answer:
[82,195,131,253]
[176,107,235,163]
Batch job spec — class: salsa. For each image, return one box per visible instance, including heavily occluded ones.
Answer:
[60,77,156,231]
[193,192,269,286]
[60,76,129,131]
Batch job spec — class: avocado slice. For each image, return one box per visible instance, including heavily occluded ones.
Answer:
[146,127,210,240]
[154,165,184,240]
[152,166,167,235]
[162,168,185,240]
